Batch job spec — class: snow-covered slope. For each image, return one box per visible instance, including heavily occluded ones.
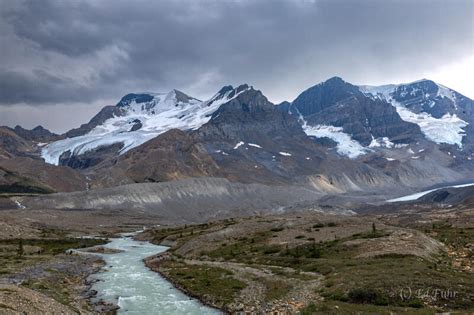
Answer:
[287,77,423,159]
[299,117,368,158]
[360,79,470,148]
[394,107,467,147]
[42,87,249,165]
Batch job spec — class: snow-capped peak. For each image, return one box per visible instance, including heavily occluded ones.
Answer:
[115,90,202,116]
[359,79,459,103]
[358,84,398,100]
[41,86,250,165]
[358,79,469,148]
[203,84,251,108]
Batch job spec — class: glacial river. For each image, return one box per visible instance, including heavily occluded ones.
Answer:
[87,235,220,314]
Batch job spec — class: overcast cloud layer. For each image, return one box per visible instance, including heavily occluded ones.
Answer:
[0,0,473,132]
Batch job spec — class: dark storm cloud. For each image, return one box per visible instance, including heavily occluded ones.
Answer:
[0,0,473,109]
[0,69,98,104]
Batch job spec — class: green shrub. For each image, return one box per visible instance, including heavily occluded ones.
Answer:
[262,246,281,254]
[270,227,284,232]
[347,288,388,305]
[300,302,318,314]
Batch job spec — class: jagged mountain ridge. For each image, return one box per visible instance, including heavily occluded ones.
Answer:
[81,83,471,193]
[89,86,333,187]
[3,77,472,195]
[40,77,473,167]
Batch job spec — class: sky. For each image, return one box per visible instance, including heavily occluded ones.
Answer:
[0,0,473,133]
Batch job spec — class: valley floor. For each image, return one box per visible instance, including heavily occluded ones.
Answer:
[0,198,472,314]
[139,206,474,314]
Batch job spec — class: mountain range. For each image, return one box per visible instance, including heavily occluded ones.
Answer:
[1,77,473,203]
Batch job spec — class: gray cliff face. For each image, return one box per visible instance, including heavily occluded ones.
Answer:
[291,77,361,116]
[386,79,474,152]
[198,86,304,140]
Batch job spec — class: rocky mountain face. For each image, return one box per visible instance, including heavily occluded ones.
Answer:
[285,77,424,156]
[11,125,58,143]
[90,86,330,187]
[63,105,125,138]
[0,157,87,193]
[0,127,87,193]
[0,127,36,159]
[360,79,473,152]
[92,129,220,187]
[367,79,472,121]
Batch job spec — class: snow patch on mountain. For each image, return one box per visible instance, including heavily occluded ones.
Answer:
[233,141,244,149]
[42,86,250,165]
[359,84,398,100]
[394,105,467,147]
[436,83,457,106]
[359,81,468,148]
[294,109,367,159]
[303,124,367,158]
[369,136,394,149]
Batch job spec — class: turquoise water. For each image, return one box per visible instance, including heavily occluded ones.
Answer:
[88,236,220,314]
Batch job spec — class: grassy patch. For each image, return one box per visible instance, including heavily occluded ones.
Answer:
[424,224,474,249]
[146,221,225,249]
[202,227,474,310]
[300,300,437,314]
[0,166,55,194]
[161,260,246,306]
[146,220,474,312]
[0,238,106,255]
[0,238,106,275]
[259,278,292,301]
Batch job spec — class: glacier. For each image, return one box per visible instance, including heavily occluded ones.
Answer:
[359,80,468,147]
[42,87,249,165]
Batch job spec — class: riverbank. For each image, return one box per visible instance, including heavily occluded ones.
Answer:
[144,252,231,313]
[0,238,108,313]
[139,210,474,314]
